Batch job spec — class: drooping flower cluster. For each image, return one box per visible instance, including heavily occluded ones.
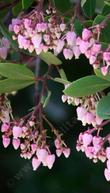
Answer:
[9,8,81,60]
[1,112,70,171]
[76,128,110,182]
[76,129,106,163]
[0,37,10,60]
[9,7,110,76]
[62,84,103,127]
[62,84,110,181]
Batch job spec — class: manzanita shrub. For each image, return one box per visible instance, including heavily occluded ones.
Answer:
[1,0,110,182]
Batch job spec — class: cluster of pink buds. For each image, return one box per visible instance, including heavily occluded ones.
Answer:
[77,27,110,75]
[0,37,10,60]
[1,115,70,171]
[76,128,110,182]
[62,89,103,127]
[76,129,106,163]
[9,8,81,60]
[9,8,110,76]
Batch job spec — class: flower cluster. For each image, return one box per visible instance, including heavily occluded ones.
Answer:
[0,37,10,60]
[9,8,110,76]
[62,87,103,127]
[76,129,106,163]
[1,114,70,171]
[76,27,110,76]
[9,9,81,60]
[76,128,110,182]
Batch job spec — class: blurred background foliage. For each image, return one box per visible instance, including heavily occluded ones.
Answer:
[0,0,110,193]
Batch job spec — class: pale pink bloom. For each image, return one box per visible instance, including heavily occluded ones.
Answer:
[1,38,10,48]
[79,40,90,54]
[54,139,61,149]
[63,148,70,158]
[82,28,92,41]
[31,34,42,48]
[36,23,47,32]
[13,126,22,138]
[56,149,62,157]
[35,46,42,55]
[95,116,103,125]
[107,159,110,170]
[32,157,41,170]
[101,66,108,76]
[13,25,20,34]
[76,106,87,121]
[93,136,102,146]
[60,23,66,31]
[9,18,21,31]
[28,45,34,53]
[31,144,37,153]
[46,154,55,169]
[18,34,25,49]
[54,40,64,54]
[82,133,93,147]
[85,146,93,159]
[63,48,73,60]
[2,135,10,148]
[20,143,25,150]
[85,112,95,124]
[42,45,48,53]
[0,47,8,59]
[91,44,101,55]
[23,19,31,29]
[43,34,50,43]
[61,95,67,103]
[85,50,91,58]
[89,55,97,65]
[12,138,20,150]
[67,96,74,104]
[106,147,110,159]
[103,52,110,61]
[1,123,10,132]
[104,168,110,181]
[66,31,76,46]
[72,46,81,59]
[36,148,48,163]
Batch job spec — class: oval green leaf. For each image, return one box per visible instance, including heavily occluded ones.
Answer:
[94,68,110,82]
[40,52,62,65]
[0,63,35,80]
[97,96,110,119]
[64,75,110,97]
[0,79,34,94]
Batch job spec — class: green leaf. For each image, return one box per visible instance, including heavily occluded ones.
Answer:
[39,52,62,65]
[97,96,110,119]
[64,75,110,97]
[101,19,110,43]
[94,68,110,82]
[81,0,96,18]
[0,21,18,50]
[93,15,105,25]
[74,19,83,36]
[102,1,110,16]
[54,0,71,12]
[22,0,34,10]
[0,79,34,94]
[12,1,22,16]
[0,63,35,80]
